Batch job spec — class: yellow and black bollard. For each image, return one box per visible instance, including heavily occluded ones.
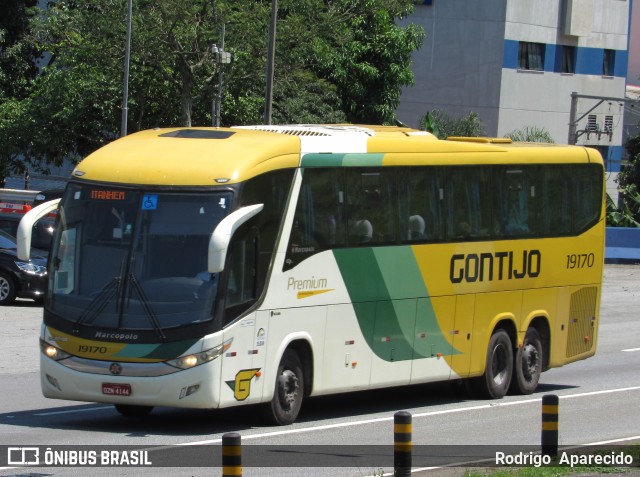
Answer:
[222,432,242,477]
[541,394,559,457]
[394,411,412,477]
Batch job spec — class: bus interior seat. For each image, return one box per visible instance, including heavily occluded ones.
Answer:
[349,219,373,244]
[408,215,425,240]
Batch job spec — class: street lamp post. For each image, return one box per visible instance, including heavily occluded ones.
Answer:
[264,0,277,125]
[121,0,132,137]
[212,24,233,127]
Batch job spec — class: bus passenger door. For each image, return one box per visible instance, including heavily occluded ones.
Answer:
[220,313,259,407]
[219,228,263,407]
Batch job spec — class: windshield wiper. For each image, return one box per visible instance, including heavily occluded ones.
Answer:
[126,273,166,340]
[75,277,120,326]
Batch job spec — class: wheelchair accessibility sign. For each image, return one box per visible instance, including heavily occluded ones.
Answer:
[141,194,158,210]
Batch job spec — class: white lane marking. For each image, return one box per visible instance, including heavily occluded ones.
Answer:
[35,405,112,416]
[622,348,640,352]
[181,385,640,446]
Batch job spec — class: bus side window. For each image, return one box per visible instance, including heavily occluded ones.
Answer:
[445,167,493,240]
[346,169,396,245]
[398,167,444,242]
[284,168,345,270]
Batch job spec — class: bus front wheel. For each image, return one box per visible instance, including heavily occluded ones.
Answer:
[268,349,304,425]
[467,329,513,399]
[114,404,153,417]
[509,327,543,395]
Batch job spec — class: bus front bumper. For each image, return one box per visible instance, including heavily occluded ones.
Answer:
[40,354,222,409]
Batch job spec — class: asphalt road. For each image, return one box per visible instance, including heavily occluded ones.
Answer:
[0,264,638,476]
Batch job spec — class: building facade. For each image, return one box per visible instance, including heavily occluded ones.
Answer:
[397,0,631,200]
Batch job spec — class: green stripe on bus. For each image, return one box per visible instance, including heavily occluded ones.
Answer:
[333,247,459,361]
[140,339,200,359]
[113,344,160,358]
[300,153,384,167]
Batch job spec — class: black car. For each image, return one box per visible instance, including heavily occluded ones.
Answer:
[0,211,55,250]
[0,229,48,305]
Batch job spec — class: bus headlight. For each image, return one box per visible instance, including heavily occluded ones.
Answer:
[166,339,233,370]
[40,339,71,361]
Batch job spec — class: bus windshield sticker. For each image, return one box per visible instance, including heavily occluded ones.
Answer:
[141,194,158,210]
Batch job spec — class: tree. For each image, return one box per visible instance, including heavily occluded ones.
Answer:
[0,0,39,102]
[613,132,640,226]
[505,126,555,143]
[0,0,40,186]
[0,0,424,184]
[419,110,484,139]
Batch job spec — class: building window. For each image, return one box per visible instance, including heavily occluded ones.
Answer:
[518,42,545,71]
[560,46,576,73]
[603,49,615,76]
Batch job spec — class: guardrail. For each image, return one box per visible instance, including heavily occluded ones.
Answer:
[0,188,39,203]
[606,227,640,264]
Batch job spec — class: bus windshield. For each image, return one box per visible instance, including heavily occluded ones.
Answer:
[48,184,233,334]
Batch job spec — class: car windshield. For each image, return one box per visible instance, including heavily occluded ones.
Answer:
[48,184,233,334]
[0,230,17,249]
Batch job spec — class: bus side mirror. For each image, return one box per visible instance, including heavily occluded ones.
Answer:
[208,204,264,273]
[17,199,61,260]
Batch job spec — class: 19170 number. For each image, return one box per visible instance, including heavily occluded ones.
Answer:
[566,253,595,269]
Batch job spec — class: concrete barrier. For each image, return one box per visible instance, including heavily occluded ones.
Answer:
[605,227,640,264]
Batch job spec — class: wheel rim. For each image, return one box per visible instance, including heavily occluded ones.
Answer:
[491,343,509,386]
[521,343,540,382]
[277,369,299,409]
[0,277,9,301]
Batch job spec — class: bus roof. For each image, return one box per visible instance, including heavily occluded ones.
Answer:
[71,125,603,186]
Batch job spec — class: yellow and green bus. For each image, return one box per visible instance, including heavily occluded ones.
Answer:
[18,125,604,424]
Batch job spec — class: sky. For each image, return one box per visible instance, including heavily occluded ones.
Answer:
[629,0,640,85]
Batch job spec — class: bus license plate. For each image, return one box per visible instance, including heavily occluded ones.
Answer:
[102,383,132,396]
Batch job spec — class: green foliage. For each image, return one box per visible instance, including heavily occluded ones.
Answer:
[419,109,484,139]
[0,0,39,102]
[0,0,424,185]
[614,132,640,226]
[606,191,640,227]
[505,126,555,143]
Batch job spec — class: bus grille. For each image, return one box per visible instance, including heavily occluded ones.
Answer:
[566,286,597,358]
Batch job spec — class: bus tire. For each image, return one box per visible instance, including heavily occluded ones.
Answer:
[0,272,17,306]
[268,349,304,425]
[467,329,513,399]
[509,327,543,395]
[114,404,153,417]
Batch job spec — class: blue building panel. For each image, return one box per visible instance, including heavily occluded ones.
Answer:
[503,39,520,70]
[544,44,557,72]
[503,39,627,78]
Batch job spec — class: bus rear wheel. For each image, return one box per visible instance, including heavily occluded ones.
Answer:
[467,329,513,399]
[114,404,153,417]
[267,349,304,425]
[509,327,543,395]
